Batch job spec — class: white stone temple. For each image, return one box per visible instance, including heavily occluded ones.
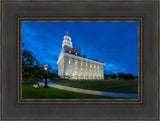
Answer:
[57,32,105,80]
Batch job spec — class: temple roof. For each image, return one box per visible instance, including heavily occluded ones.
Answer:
[61,32,104,64]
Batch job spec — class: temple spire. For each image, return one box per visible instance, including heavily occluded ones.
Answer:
[62,31,73,48]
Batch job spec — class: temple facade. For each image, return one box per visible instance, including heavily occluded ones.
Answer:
[57,32,105,80]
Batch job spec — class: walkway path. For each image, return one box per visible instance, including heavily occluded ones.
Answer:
[43,80,138,99]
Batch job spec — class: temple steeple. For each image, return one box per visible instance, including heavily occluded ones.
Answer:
[62,31,73,48]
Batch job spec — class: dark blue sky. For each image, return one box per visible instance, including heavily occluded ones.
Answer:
[22,22,138,76]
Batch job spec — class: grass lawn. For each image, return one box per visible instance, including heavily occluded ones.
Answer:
[54,80,138,94]
[22,83,125,99]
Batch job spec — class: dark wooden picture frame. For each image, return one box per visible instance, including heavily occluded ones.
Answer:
[1,1,159,120]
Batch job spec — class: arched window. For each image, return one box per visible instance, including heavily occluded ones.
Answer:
[68,60,71,65]
[97,66,99,69]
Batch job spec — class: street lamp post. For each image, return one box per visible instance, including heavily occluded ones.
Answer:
[44,64,48,88]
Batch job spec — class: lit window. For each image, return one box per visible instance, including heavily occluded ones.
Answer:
[75,53,77,55]
[90,65,92,68]
[69,51,71,53]
[86,64,88,67]
[69,61,71,65]
[94,65,96,69]
[86,73,87,76]
[68,72,71,76]
[75,62,77,66]
[85,69,88,71]
[97,66,99,69]
[75,72,78,76]
[81,72,83,76]
[75,67,77,70]
[81,68,83,71]
[81,63,83,67]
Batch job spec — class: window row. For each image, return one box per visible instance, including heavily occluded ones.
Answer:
[68,60,102,69]
[69,51,78,55]
[68,72,103,77]
[69,68,102,72]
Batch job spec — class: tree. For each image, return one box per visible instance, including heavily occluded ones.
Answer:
[22,49,40,84]
[22,44,59,84]
[108,74,117,79]
[104,74,108,80]
[22,49,38,66]
[126,73,134,80]
[117,72,125,80]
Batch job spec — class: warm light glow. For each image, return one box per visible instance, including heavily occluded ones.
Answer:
[81,72,83,76]
[69,60,71,65]
[97,66,99,69]
[81,63,83,67]
[86,64,88,67]
[44,66,48,70]
[68,72,71,75]
[44,65,48,70]
[75,53,77,55]
[94,65,96,69]
[69,51,71,53]
[90,65,92,68]
[85,69,88,71]
[75,72,78,76]
[86,73,87,76]
[75,67,77,70]
[75,62,77,66]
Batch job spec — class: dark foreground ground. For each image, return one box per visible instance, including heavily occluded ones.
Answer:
[54,80,138,94]
[22,80,138,99]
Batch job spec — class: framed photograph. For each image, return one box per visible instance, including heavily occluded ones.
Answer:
[1,0,159,120]
[19,18,141,103]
